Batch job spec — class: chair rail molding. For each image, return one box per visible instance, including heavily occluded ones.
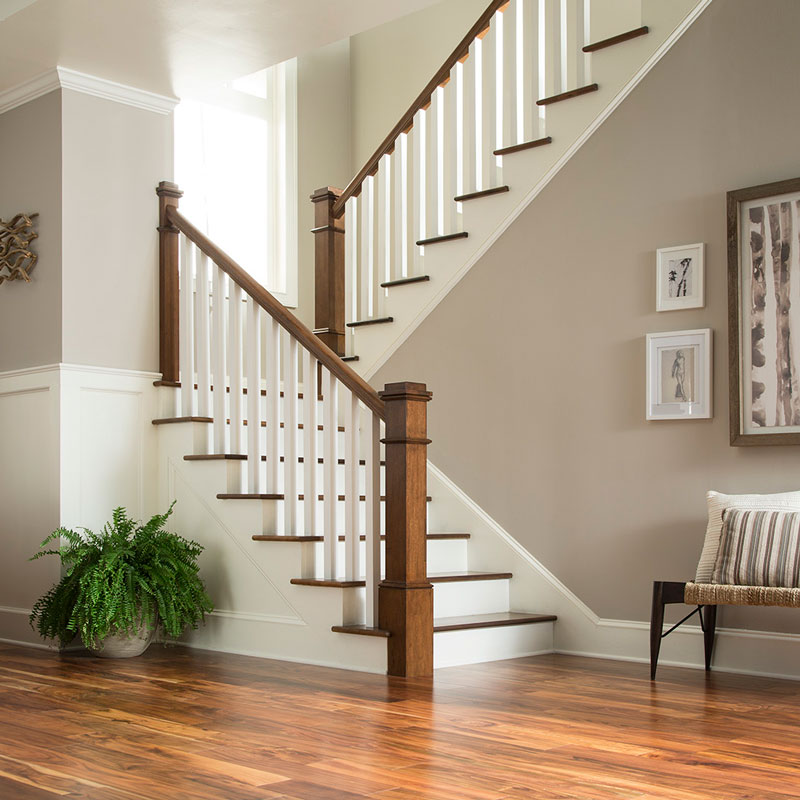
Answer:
[0,66,178,117]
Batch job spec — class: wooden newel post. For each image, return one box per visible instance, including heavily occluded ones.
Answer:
[379,381,434,678]
[311,187,345,356]
[156,181,183,384]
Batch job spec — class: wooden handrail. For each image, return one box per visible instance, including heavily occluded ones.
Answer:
[166,205,386,420]
[331,0,506,218]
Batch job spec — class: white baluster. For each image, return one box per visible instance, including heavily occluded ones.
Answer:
[364,412,381,627]
[344,392,360,582]
[359,178,373,320]
[480,21,499,190]
[412,108,426,261]
[264,314,280,494]
[302,349,318,535]
[195,251,212,418]
[541,0,561,98]
[393,135,407,281]
[562,0,585,92]
[179,237,196,417]
[501,1,519,150]
[461,43,478,195]
[404,128,417,277]
[377,152,392,293]
[425,89,441,238]
[212,266,227,454]
[245,298,262,494]
[443,66,459,233]
[283,330,299,535]
[520,0,541,142]
[228,282,244,454]
[345,196,358,353]
[322,369,338,579]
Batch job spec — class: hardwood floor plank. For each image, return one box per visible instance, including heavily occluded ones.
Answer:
[0,646,798,799]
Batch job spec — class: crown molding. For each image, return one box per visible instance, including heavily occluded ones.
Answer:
[0,66,178,116]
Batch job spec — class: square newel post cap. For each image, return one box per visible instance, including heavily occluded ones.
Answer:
[156,181,183,199]
[310,186,343,203]
[379,382,433,402]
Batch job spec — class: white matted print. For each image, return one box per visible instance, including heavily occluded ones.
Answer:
[656,243,705,311]
[646,328,712,420]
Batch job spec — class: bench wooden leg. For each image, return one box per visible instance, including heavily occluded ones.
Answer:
[702,604,717,672]
[650,581,687,680]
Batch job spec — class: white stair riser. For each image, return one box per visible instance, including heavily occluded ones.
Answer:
[433,578,509,617]
[434,621,554,669]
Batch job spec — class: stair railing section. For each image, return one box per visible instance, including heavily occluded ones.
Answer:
[156,182,433,675]
[313,0,597,355]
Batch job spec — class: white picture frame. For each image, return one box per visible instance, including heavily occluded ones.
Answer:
[646,328,712,420]
[656,243,705,311]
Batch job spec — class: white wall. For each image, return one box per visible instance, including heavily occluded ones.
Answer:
[61,89,173,373]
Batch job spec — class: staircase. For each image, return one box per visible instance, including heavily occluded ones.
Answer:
[151,0,710,677]
[312,0,710,378]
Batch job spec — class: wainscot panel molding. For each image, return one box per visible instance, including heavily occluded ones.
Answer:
[0,67,178,116]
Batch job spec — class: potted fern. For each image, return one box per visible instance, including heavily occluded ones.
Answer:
[30,504,213,657]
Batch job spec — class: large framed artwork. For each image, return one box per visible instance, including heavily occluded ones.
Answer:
[728,176,800,445]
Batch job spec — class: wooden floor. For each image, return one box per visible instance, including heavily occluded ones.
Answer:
[1,644,798,799]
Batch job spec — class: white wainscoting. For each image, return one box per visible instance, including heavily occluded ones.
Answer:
[0,363,159,647]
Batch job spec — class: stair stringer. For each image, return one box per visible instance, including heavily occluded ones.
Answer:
[345,0,712,381]
[155,421,388,673]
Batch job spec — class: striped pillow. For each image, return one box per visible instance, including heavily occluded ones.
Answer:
[712,509,800,588]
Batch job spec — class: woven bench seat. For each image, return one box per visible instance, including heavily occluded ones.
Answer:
[685,582,800,607]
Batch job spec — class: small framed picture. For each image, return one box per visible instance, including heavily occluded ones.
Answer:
[646,328,712,420]
[656,243,705,311]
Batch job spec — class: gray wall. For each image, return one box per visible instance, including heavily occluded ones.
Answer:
[0,91,62,372]
[375,0,800,633]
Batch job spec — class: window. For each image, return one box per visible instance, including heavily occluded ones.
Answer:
[174,59,298,307]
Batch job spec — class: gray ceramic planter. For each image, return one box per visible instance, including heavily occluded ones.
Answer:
[86,623,156,658]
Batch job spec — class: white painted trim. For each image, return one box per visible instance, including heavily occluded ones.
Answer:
[0,637,54,651]
[0,69,60,115]
[0,363,160,381]
[0,67,178,117]
[0,605,30,616]
[176,637,387,674]
[364,0,714,380]
[210,609,306,626]
[57,67,178,114]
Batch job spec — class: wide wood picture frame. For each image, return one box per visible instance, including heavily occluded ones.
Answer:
[728,176,800,446]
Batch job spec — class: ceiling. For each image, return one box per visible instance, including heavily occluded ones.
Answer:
[0,0,445,99]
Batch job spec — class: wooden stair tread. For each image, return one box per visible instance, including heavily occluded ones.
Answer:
[290,571,510,588]
[537,83,599,106]
[380,275,430,288]
[252,532,470,542]
[433,611,557,633]
[494,136,553,157]
[185,454,386,466]
[346,317,394,328]
[416,231,469,247]
[454,186,509,202]
[153,381,307,399]
[153,418,345,431]
[331,625,390,638]
[583,25,648,53]
[341,355,359,362]
[217,494,433,501]
[152,416,213,425]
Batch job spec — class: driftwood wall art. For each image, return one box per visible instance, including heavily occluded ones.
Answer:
[0,213,38,285]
